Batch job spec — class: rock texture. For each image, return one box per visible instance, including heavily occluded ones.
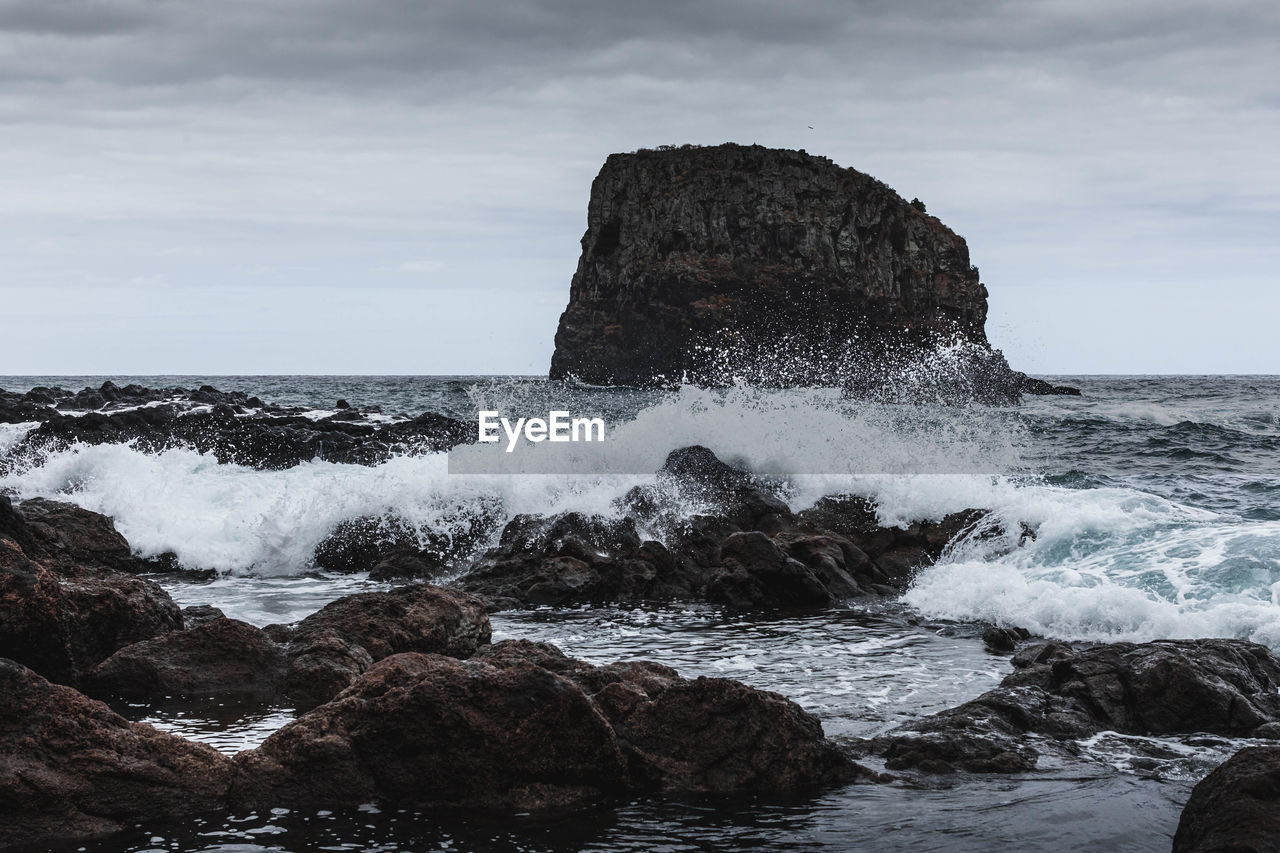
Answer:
[870,638,1280,774]
[233,641,866,814]
[82,616,287,702]
[284,584,492,709]
[1,381,473,471]
[0,657,233,849]
[548,143,1072,397]
[458,445,988,610]
[0,497,183,686]
[1174,746,1280,853]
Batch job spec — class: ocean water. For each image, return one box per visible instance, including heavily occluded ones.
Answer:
[3,374,1279,852]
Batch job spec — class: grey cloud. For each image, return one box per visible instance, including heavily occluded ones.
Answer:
[0,0,1276,373]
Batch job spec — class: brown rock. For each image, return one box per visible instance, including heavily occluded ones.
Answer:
[0,536,182,685]
[82,616,287,702]
[284,584,491,709]
[0,657,232,849]
[235,652,629,812]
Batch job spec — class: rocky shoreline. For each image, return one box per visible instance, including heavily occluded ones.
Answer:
[1,384,1273,852]
[1,381,472,470]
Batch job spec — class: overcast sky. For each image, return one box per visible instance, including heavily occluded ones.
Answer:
[1,0,1277,375]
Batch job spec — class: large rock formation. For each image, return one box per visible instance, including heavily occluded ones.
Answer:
[549,143,1073,399]
[232,641,866,814]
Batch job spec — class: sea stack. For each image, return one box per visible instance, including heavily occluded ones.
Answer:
[549,143,1068,399]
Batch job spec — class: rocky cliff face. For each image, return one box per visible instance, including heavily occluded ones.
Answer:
[550,143,998,389]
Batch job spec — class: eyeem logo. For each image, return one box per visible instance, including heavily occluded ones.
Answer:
[478,411,606,452]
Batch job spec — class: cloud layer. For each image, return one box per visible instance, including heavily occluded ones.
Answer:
[1,0,1277,373]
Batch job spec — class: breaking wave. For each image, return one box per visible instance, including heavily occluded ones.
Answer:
[3,375,1280,649]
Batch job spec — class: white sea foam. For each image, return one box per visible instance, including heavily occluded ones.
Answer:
[5,381,1280,650]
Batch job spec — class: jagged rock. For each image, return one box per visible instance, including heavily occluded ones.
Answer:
[870,639,1280,774]
[705,531,835,608]
[459,450,988,610]
[284,584,491,709]
[82,617,287,702]
[548,143,1075,399]
[458,512,700,608]
[1174,746,1280,853]
[653,445,793,532]
[795,495,988,584]
[0,657,233,849]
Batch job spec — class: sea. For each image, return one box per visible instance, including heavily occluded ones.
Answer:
[2,374,1279,852]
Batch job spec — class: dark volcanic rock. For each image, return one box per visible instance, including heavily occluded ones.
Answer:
[0,657,233,849]
[0,517,183,685]
[314,502,501,580]
[982,626,1031,653]
[7,496,154,573]
[548,143,1074,398]
[236,652,630,812]
[8,386,474,471]
[1173,746,1280,853]
[234,641,865,814]
[459,449,991,610]
[458,511,702,608]
[284,584,491,709]
[82,617,287,702]
[705,531,835,608]
[795,495,988,585]
[870,639,1280,774]
[481,640,872,793]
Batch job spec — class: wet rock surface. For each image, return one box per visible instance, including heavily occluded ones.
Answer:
[869,639,1280,773]
[0,497,183,686]
[1,381,473,470]
[82,616,287,702]
[0,657,233,850]
[313,501,501,580]
[458,446,991,610]
[234,641,867,814]
[284,584,492,709]
[1174,746,1280,853]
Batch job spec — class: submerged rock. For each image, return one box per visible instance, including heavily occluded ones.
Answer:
[0,657,233,849]
[285,584,491,709]
[870,639,1280,773]
[1173,746,1280,853]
